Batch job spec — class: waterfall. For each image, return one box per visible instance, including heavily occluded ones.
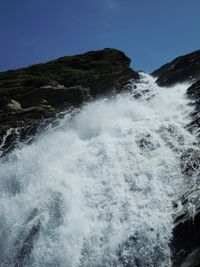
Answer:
[0,74,197,267]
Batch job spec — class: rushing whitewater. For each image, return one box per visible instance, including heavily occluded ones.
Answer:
[0,74,197,267]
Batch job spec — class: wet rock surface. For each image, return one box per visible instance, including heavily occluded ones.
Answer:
[187,81,200,135]
[187,80,200,100]
[172,187,200,267]
[151,48,200,266]
[171,133,200,263]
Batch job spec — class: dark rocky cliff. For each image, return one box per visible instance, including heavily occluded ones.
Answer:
[152,49,200,87]
[0,48,139,154]
[152,49,200,267]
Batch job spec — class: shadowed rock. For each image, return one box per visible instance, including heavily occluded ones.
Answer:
[172,188,200,267]
[186,80,200,135]
[152,50,200,87]
[171,148,200,266]
[187,80,200,101]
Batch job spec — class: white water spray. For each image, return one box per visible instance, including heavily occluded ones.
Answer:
[0,74,197,266]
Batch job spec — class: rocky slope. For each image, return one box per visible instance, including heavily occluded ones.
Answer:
[0,48,139,155]
[152,49,200,87]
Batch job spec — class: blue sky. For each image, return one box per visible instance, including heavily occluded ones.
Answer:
[0,0,200,72]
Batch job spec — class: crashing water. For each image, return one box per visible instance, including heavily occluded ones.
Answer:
[0,74,197,266]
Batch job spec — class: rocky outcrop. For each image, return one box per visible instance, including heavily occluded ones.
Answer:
[0,48,139,155]
[171,80,200,267]
[187,80,200,100]
[186,80,200,135]
[172,187,200,267]
[151,49,200,266]
[152,50,200,87]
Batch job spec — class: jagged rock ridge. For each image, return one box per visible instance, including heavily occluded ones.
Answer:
[152,49,200,87]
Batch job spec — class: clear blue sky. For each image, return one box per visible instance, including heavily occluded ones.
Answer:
[0,0,200,72]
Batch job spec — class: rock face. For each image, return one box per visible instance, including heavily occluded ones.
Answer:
[0,48,139,154]
[176,80,200,267]
[172,187,200,267]
[187,80,200,134]
[187,80,200,100]
[151,49,200,266]
[152,49,200,87]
